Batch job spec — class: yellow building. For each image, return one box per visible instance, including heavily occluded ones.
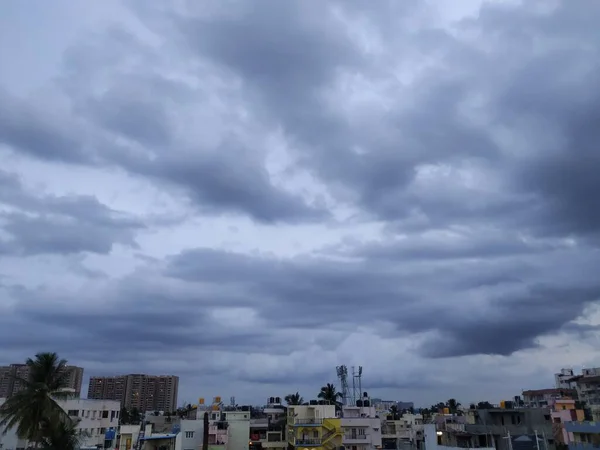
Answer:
[287,405,342,450]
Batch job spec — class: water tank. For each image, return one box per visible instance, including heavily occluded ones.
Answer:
[310,400,318,405]
[363,400,370,407]
[269,397,275,404]
[275,397,281,404]
[356,400,363,407]
[242,406,250,411]
[363,392,368,398]
[199,398,205,405]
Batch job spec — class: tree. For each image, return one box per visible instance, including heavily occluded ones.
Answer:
[446,399,461,414]
[477,401,494,410]
[120,407,131,425]
[0,352,74,445]
[130,407,142,425]
[318,383,343,411]
[285,392,304,406]
[389,405,401,420]
[39,418,83,450]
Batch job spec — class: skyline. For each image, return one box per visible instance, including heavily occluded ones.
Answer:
[1,0,600,407]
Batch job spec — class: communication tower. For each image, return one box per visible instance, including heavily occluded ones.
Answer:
[352,366,363,406]
[336,365,350,406]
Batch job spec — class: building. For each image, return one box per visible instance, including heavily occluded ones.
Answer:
[556,369,576,390]
[381,413,423,449]
[0,397,120,450]
[341,403,382,450]
[249,397,287,450]
[463,407,554,450]
[523,389,578,408]
[287,404,342,450]
[550,398,585,445]
[425,424,494,450]
[564,421,600,450]
[0,363,84,397]
[87,374,179,412]
[568,368,600,420]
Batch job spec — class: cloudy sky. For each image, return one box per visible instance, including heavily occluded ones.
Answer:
[2,0,600,408]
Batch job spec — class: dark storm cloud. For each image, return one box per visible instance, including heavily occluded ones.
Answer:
[0,170,143,255]
[2,0,600,394]
[164,246,600,357]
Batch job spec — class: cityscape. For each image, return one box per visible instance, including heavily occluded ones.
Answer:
[1,357,600,450]
[1,1,600,450]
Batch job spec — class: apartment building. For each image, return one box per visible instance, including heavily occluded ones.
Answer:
[249,397,287,450]
[0,363,84,397]
[522,388,577,408]
[88,374,179,412]
[0,398,120,450]
[381,413,423,449]
[341,404,382,450]
[287,404,342,450]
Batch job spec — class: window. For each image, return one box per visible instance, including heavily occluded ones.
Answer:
[100,428,106,434]
[185,431,194,439]
[68,410,79,416]
[102,411,109,418]
[93,411,97,419]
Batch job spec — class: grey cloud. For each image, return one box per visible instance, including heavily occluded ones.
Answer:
[0,170,143,255]
[164,246,598,358]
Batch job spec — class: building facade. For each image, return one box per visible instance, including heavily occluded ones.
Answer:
[0,363,84,397]
[341,404,382,450]
[88,374,179,412]
[287,404,342,450]
[0,398,120,450]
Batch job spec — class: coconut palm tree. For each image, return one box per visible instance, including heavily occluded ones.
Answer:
[317,383,343,410]
[285,392,304,406]
[388,405,401,420]
[39,418,83,450]
[0,352,74,445]
[446,398,461,414]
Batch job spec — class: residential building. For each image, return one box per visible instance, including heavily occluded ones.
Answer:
[550,398,585,445]
[287,404,342,450]
[570,368,600,420]
[0,363,84,397]
[341,403,382,450]
[249,397,287,450]
[381,413,423,449]
[556,369,576,390]
[87,374,179,412]
[0,397,120,450]
[564,421,600,450]
[463,407,554,450]
[523,389,578,408]
[425,424,494,450]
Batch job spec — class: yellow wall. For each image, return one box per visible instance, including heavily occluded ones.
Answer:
[576,409,585,421]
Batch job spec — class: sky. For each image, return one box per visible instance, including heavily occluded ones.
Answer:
[1,0,600,408]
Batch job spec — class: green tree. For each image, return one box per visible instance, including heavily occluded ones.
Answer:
[40,418,83,450]
[388,405,401,420]
[285,392,304,406]
[446,399,461,414]
[120,407,131,425]
[317,383,343,411]
[0,352,74,445]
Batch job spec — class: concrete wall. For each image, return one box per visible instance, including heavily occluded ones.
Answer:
[225,411,250,450]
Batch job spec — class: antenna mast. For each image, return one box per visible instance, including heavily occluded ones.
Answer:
[336,365,350,406]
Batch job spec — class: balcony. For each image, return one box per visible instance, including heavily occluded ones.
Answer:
[568,444,600,450]
[293,418,323,426]
[295,438,321,446]
[343,434,368,443]
[565,422,600,433]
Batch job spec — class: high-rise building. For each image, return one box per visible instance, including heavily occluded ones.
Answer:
[87,374,179,412]
[0,363,84,397]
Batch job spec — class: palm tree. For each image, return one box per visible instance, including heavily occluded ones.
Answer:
[0,352,74,445]
[388,405,401,420]
[39,418,82,450]
[317,383,343,411]
[285,392,304,406]
[446,398,461,414]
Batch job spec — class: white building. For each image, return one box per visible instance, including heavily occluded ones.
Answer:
[424,424,494,450]
[0,398,120,450]
[555,368,576,389]
[341,404,382,450]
